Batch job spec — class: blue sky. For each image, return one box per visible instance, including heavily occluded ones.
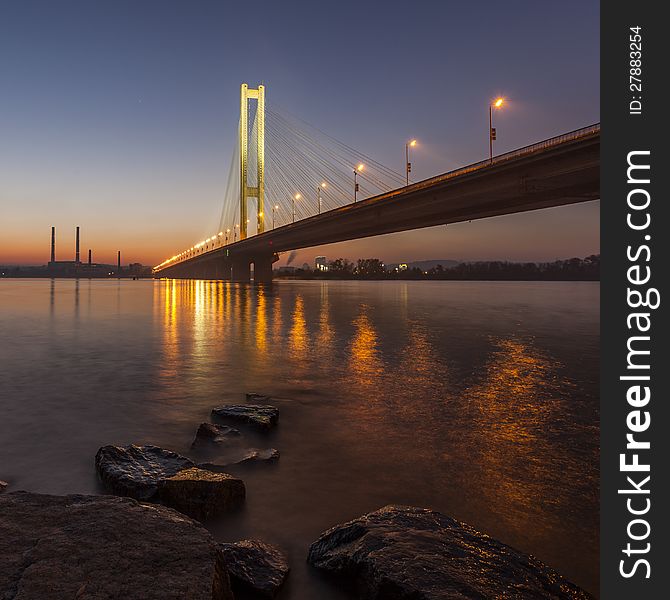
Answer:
[0,0,599,265]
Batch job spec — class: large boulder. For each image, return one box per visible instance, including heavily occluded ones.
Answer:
[0,491,233,599]
[192,423,241,448]
[157,467,245,521]
[0,480,7,493]
[219,539,289,599]
[308,505,592,600]
[95,445,245,520]
[95,444,194,501]
[211,405,279,431]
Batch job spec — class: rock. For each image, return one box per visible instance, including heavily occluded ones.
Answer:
[199,448,280,471]
[0,480,7,493]
[192,423,242,447]
[308,505,592,600]
[0,491,233,599]
[95,444,195,501]
[212,405,279,431]
[158,467,245,521]
[235,448,280,465]
[219,539,289,599]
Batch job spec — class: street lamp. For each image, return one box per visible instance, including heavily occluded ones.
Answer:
[317,182,326,214]
[489,97,504,163]
[405,139,417,185]
[293,193,301,223]
[353,164,364,202]
[272,204,279,229]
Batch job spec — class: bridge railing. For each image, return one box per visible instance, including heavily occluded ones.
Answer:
[403,123,600,193]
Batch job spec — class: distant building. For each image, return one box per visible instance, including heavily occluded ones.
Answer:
[398,263,408,271]
[301,262,310,271]
[277,266,296,274]
[315,256,328,271]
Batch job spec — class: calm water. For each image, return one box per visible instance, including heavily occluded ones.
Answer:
[0,279,599,597]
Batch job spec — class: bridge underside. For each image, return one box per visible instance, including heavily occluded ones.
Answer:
[156,253,277,283]
[155,131,599,282]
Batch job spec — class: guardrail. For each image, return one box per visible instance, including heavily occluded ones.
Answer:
[408,123,600,192]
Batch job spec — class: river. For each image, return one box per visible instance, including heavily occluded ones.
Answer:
[0,279,599,597]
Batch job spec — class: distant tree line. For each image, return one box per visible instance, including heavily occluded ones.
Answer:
[276,255,600,281]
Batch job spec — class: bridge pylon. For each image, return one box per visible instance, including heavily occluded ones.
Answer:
[239,83,265,240]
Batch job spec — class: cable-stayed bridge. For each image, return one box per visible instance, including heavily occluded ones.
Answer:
[153,84,600,282]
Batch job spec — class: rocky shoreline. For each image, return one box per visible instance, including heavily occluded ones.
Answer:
[0,395,593,599]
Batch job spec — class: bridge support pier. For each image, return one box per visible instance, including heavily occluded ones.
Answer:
[231,258,251,282]
[251,255,274,283]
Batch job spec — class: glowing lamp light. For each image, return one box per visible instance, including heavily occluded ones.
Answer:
[494,97,504,108]
[357,163,365,172]
[409,139,417,147]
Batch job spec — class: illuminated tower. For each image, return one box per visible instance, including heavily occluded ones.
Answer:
[239,83,265,239]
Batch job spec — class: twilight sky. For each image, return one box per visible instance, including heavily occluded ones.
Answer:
[0,0,599,267]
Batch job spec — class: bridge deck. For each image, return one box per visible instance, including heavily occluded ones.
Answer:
[154,124,600,277]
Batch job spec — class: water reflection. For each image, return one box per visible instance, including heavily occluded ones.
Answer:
[255,288,268,354]
[317,283,334,350]
[289,295,308,357]
[453,336,594,552]
[131,279,599,595]
[348,305,384,390]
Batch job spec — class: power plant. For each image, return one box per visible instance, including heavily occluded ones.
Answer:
[47,226,88,273]
[0,227,151,278]
[37,227,146,278]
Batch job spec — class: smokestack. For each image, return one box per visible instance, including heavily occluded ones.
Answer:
[75,226,80,263]
[88,249,92,265]
[117,251,121,271]
[50,227,55,263]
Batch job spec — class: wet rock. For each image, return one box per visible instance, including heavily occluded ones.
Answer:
[212,405,279,431]
[219,539,289,599]
[308,505,592,600]
[95,444,194,501]
[199,449,280,471]
[192,423,242,447]
[158,467,245,521]
[0,480,7,493]
[235,448,280,465]
[0,491,233,599]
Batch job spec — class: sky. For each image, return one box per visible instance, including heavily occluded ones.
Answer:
[0,0,600,267]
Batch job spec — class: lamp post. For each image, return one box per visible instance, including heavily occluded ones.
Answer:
[225,229,230,244]
[273,204,279,229]
[234,224,239,242]
[317,182,326,214]
[489,97,504,163]
[353,164,364,202]
[293,193,301,223]
[405,139,416,185]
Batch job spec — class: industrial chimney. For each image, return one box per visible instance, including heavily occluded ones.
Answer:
[50,227,55,263]
[117,251,121,271]
[75,226,80,263]
[88,249,92,265]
